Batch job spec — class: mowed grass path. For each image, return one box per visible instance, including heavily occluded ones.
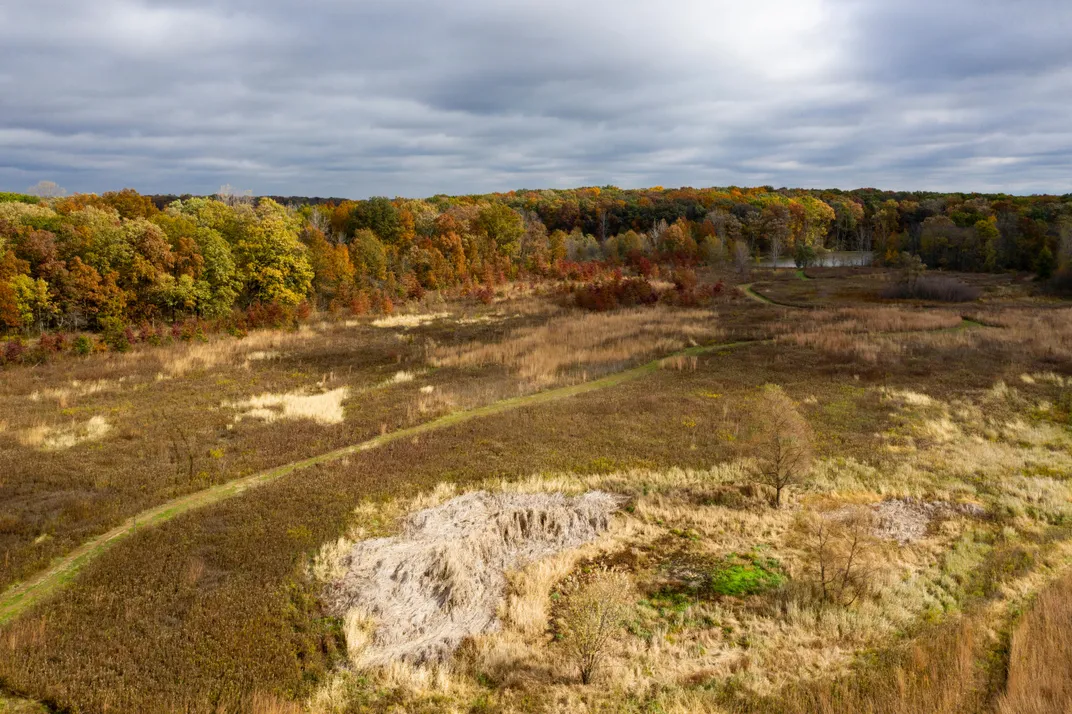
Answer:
[0,339,757,626]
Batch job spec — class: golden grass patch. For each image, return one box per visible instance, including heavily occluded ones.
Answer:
[371,312,451,328]
[15,416,111,451]
[225,387,350,425]
[431,307,719,388]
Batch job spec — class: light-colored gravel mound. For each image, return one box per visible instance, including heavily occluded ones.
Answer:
[872,497,985,544]
[324,490,621,665]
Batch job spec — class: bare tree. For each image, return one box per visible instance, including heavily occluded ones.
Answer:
[769,232,784,268]
[794,509,878,607]
[647,219,668,253]
[26,180,66,198]
[308,206,332,237]
[559,570,634,685]
[733,240,752,275]
[216,184,253,207]
[705,209,742,244]
[751,384,813,508]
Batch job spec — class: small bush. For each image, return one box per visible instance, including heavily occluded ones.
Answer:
[573,277,658,311]
[628,252,655,277]
[349,291,372,315]
[559,570,634,684]
[38,332,67,354]
[99,317,131,352]
[73,334,93,356]
[881,275,981,302]
[244,302,294,329]
[2,338,26,365]
[671,268,698,293]
[556,260,607,282]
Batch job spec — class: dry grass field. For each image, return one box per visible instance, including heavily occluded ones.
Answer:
[0,268,1069,713]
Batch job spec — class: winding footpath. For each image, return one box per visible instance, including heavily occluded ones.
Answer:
[0,338,756,625]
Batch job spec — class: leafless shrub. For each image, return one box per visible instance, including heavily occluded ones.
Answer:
[558,570,634,685]
[750,384,813,508]
[25,180,66,198]
[881,275,981,302]
[793,508,879,607]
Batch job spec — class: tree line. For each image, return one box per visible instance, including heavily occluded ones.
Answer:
[2,185,1070,335]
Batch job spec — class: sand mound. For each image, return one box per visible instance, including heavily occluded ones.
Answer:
[871,498,985,544]
[323,490,621,665]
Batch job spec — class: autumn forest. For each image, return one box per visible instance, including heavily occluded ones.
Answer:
[1,185,1069,351]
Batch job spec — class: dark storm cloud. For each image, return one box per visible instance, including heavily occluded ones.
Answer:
[1,0,1070,197]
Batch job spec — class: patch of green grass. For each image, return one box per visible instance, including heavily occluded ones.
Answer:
[708,554,786,597]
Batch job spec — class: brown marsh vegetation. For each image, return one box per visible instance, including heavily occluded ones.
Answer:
[0,267,1070,713]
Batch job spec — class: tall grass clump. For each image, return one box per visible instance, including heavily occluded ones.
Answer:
[431,307,719,388]
[997,571,1072,714]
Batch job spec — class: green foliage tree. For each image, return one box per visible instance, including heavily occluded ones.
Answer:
[349,197,403,246]
[231,200,313,306]
[9,274,58,330]
[475,203,525,257]
[793,242,817,269]
[349,229,388,282]
[1035,245,1056,280]
[975,217,1001,272]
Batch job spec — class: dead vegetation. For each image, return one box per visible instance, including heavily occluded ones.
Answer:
[998,570,1072,714]
[0,269,1070,713]
[225,387,351,425]
[320,490,621,665]
[792,508,880,607]
[430,306,719,388]
[771,306,963,364]
[558,570,635,684]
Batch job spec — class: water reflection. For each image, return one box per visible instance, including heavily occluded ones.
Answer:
[757,251,873,268]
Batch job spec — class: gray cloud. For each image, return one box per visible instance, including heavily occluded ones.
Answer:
[1,0,1070,197]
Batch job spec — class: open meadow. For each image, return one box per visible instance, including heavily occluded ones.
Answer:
[1,266,1070,714]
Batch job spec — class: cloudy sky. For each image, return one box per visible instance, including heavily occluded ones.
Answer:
[1,0,1070,198]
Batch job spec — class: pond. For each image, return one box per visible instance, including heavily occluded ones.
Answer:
[757,251,874,268]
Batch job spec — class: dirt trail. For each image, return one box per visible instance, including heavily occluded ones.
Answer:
[0,338,754,625]
[739,283,805,308]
